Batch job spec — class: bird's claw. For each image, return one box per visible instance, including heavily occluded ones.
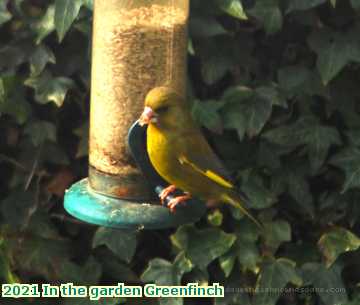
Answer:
[168,194,191,213]
[159,185,176,204]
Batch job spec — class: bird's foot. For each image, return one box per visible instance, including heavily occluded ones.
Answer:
[168,194,191,212]
[159,185,177,204]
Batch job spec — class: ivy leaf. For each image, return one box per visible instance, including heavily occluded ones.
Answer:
[0,0,11,26]
[59,256,102,285]
[240,171,277,209]
[25,71,74,107]
[256,86,287,108]
[34,5,56,44]
[24,120,57,146]
[249,0,283,35]
[200,41,234,85]
[219,251,236,277]
[215,272,251,305]
[263,220,292,252]
[235,219,261,272]
[278,66,328,98]
[141,251,193,305]
[30,45,56,76]
[171,225,236,270]
[286,0,327,13]
[264,116,341,172]
[192,99,224,133]
[253,258,302,305]
[271,162,315,217]
[318,227,360,267]
[8,235,72,280]
[141,252,193,286]
[331,148,360,192]
[308,28,360,85]
[222,86,273,140]
[216,0,247,20]
[0,77,31,124]
[55,0,85,42]
[307,126,341,172]
[301,263,348,305]
[1,189,37,229]
[93,228,137,263]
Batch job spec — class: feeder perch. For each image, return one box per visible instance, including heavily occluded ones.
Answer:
[64,0,205,229]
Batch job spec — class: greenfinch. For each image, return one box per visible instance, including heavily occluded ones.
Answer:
[139,87,260,226]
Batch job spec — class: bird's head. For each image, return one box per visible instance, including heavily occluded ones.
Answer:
[139,87,191,131]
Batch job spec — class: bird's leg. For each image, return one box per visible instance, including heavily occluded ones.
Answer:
[159,185,177,204]
[168,194,191,212]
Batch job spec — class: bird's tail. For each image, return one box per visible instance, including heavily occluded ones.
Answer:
[222,192,263,229]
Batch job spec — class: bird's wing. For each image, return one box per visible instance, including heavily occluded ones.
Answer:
[178,131,235,189]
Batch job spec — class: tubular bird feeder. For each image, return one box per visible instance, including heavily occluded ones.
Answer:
[64,0,205,229]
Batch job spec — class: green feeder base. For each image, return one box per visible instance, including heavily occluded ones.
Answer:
[64,178,206,230]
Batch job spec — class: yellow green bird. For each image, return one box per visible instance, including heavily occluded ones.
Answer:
[139,86,260,227]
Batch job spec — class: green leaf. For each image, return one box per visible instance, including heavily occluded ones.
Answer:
[141,252,193,286]
[215,272,251,305]
[8,235,72,280]
[59,256,102,285]
[207,209,224,227]
[249,0,283,35]
[222,86,273,140]
[93,228,137,263]
[216,0,248,20]
[351,0,360,10]
[235,219,261,272]
[331,148,360,192]
[25,71,74,107]
[286,0,327,13]
[1,189,37,229]
[0,77,31,124]
[219,251,236,277]
[253,258,302,305]
[192,99,224,133]
[0,0,11,26]
[271,162,315,217]
[264,116,341,171]
[171,225,236,270]
[24,120,57,146]
[201,50,233,85]
[240,171,277,209]
[318,227,360,267]
[30,45,56,76]
[263,220,292,252]
[308,28,360,85]
[97,249,139,283]
[256,86,287,108]
[301,263,348,305]
[55,0,85,42]
[34,5,56,44]
[278,66,328,98]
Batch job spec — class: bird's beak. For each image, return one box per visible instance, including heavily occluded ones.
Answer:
[139,106,158,126]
